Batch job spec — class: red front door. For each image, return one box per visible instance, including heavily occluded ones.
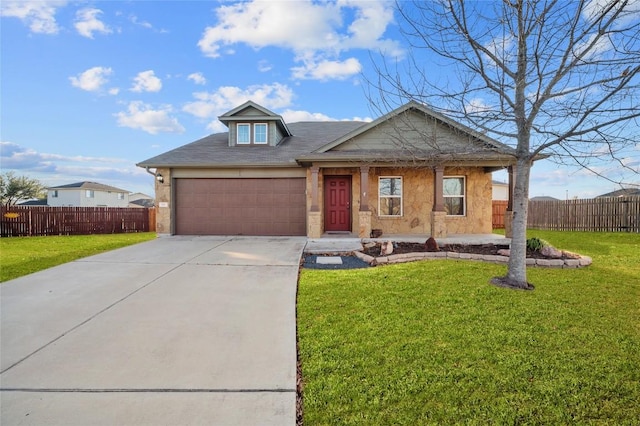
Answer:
[324,176,351,232]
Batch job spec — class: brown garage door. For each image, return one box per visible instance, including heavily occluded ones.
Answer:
[175,178,306,236]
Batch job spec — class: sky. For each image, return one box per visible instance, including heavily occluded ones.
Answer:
[1,0,638,199]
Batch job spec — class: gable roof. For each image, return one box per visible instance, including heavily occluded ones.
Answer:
[218,100,292,137]
[48,181,128,193]
[315,101,513,153]
[137,121,366,168]
[138,100,520,170]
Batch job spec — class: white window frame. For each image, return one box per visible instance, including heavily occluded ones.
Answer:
[237,123,250,145]
[378,176,403,217]
[117,193,125,200]
[253,123,268,144]
[51,190,58,198]
[85,190,95,198]
[443,176,466,216]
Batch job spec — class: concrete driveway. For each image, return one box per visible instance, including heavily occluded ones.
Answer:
[1,236,306,425]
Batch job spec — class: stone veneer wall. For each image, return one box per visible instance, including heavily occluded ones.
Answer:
[306,165,493,236]
[155,167,172,235]
[444,167,493,234]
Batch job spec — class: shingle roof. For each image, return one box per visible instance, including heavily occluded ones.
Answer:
[137,121,366,168]
[48,181,128,192]
[137,102,519,169]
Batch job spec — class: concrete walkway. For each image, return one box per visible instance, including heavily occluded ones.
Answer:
[1,236,306,426]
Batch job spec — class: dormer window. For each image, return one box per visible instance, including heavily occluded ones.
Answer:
[236,123,268,145]
[237,124,250,144]
[254,123,267,144]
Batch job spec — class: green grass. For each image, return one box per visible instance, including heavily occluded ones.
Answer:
[0,233,156,282]
[298,231,640,424]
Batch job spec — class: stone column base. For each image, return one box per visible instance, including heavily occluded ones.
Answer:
[308,211,322,238]
[430,211,447,238]
[358,210,372,238]
[504,210,514,238]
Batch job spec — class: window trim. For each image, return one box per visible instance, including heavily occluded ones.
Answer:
[378,176,403,217]
[253,123,268,144]
[236,123,251,145]
[443,176,466,216]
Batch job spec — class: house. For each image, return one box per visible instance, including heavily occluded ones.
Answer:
[47,182,129,207]
[137,100,519,238]
[530,196,560,201]
[18,199,48,206]
[492,181,509,201]
[129,192,155,208]
[596,188,640,198]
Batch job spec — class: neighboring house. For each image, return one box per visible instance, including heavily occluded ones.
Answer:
[18,199,48,206]
[492,181,509,201]
[530,196,560,201]
[47,182,129,207]
[129,192,155,208]
[596,188,640,198]
[138,100,521,237]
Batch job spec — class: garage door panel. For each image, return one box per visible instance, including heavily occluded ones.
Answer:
[175,178,306,236]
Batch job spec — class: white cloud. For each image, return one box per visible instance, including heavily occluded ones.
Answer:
[258,60,273,73]
[131,70,162,93]
[197,0,401,81]
[74,8,112,39]
[280,109,371,123]
[115,101,185,134]
[464,98,492,114]
[69,66,114,92]
[291,57,362,81]
[187,72,207,85]
[0,0,67,34]
[183,83,295,131]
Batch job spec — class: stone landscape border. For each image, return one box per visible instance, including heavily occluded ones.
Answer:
[354,250,592,268]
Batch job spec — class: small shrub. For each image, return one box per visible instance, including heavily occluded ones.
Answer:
[526,237,547,252]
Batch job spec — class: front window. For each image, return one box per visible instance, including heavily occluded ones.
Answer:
[254,123,268,144]
[444,177,465,216]
[379,177,403,216]
[85,190,95,198]
[118,193,125,200]
[237,124,250,144]
[51,190,58,198]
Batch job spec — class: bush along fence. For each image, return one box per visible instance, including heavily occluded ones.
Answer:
[492,196,639,232]
[1,206,156,237]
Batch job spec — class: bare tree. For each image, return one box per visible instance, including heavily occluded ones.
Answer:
[370,0,640,289]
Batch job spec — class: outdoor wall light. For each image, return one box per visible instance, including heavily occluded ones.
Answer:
[156,174,164,183]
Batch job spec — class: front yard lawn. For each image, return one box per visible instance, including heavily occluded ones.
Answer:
[0,233,156,282]
[297,231,640,424]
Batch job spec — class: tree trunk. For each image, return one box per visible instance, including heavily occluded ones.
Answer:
[493,157,534,290]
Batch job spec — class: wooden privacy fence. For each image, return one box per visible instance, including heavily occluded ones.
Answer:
[1,206,156,237]
[492,200,509,229]
[528,197,639,232]
[492,197,640,232]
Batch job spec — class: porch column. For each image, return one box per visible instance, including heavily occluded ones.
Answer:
[431,165,447,238]
[432,165,445,212]
[358,166,372,238]
[308,166,322,238]
[359,166,370,211]
[310,166,320,212]
[504,165,515,238]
